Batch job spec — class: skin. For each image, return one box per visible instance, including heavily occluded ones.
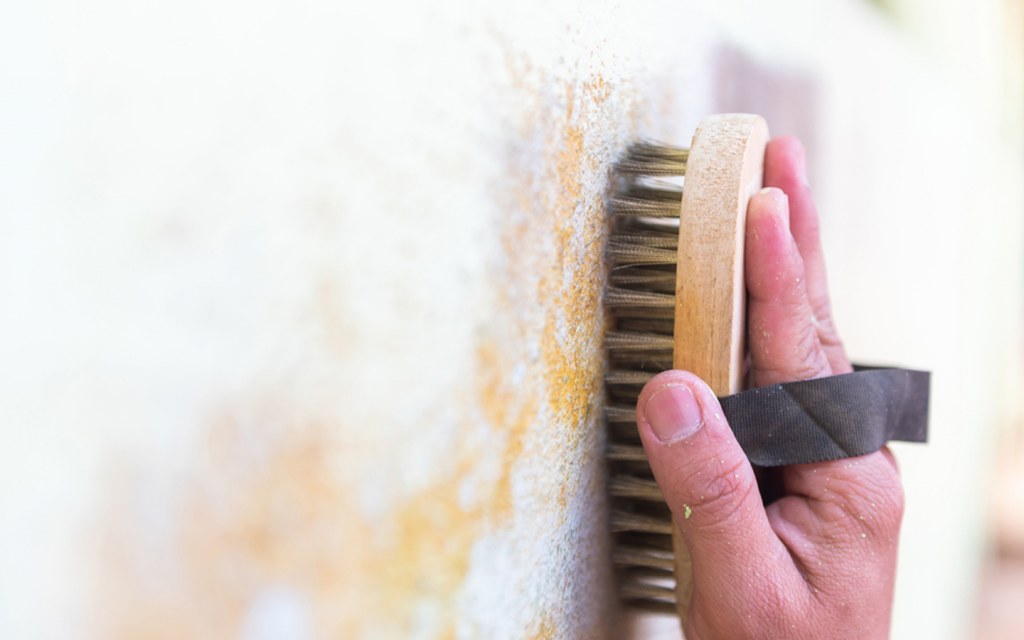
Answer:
[636,137,903,639]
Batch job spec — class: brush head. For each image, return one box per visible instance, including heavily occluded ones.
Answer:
[605,116,770,628]
[605,141,687,615]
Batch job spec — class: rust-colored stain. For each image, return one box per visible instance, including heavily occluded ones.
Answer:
[529,614,558,640]
[98,400,491,639]
[95,63,626,638]
[476,338,540,520]
[538,76,616,517]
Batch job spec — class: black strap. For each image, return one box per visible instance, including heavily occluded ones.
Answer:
[719,367,930,467]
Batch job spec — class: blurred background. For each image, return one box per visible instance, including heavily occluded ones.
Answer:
[1,0,1022,638]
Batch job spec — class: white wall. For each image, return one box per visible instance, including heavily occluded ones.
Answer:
[1,1,1017,638]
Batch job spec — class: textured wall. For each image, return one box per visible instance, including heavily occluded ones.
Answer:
[0,2,709,637]
[1,1,1018,639]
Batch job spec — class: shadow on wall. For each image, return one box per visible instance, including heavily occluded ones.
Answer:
[712,44,821,176]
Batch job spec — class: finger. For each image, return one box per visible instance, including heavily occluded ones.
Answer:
[636,370,804,614]
[763,138,828,327]
[764,137,850,372]
[745,188,833,387]
[767,451,904,596]
[879,445,900,473]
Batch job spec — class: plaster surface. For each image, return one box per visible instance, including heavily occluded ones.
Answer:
[1,1,1017,639]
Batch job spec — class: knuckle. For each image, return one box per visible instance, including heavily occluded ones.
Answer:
[811,299,837,331]
[798,455,905,547]
[836,459,905,537]
[792,324,830,378]
[754,322,831,386]
[755,356,827,387]
[680,452,755,527]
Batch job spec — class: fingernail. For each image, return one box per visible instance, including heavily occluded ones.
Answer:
[643,384,704,443]
[756,187,789,225]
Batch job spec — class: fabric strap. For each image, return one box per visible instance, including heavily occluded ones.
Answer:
[719,367,930,467]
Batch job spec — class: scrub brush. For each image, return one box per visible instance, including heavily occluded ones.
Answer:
[605,114,769,625]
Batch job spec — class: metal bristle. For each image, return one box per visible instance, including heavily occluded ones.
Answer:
[605,405,636,423]
[610,510,674,535]
[625,183,684,200]
[604,370,656,386]
[609,233,678,250]
[609,267,676,292]
[613,317,675,334]
[604,286,674,309]
[608,352,673,370]
[606,444,649,462]
[619,582,677,613]
[613,142,689,176]
[613,546,675,571]
[605,139,686,613]
[606,241,678,266]
[606,331,674,352]
[609,475,664,500]
[609,196,681,218]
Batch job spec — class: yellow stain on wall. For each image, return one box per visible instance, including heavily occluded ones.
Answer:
[94,63,629,639]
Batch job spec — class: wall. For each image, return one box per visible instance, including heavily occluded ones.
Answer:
[1,1,1018,638]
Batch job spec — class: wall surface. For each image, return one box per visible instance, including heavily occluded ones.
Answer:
[1,1,1018,639]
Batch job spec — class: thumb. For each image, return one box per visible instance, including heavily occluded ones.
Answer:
[636,371,797,610]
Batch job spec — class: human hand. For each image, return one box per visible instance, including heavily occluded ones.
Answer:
[635,138,903,639]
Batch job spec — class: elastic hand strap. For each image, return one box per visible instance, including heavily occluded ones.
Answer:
[719,367,930,467]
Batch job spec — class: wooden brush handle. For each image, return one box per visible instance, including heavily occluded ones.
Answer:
[672,114,769,626]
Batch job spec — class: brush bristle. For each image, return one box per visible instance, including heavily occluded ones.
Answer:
[605,141,686,614]
[612,142,689,176]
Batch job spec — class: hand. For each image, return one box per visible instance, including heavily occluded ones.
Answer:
[635,138,903,639]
